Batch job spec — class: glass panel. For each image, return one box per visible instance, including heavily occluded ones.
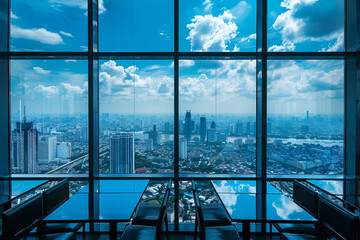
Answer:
[180,0,256,52]
[10,60,88,174]
[267,60,344,175]
[99,0,174,52]
[179,60,256,174]
[99,60,174,174]
[10,0,87,51]
[267,0,344,52]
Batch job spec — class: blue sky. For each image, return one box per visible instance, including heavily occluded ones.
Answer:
[10,0,345,117]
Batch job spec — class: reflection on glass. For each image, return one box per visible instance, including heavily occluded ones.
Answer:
[10,60,88,174]
[267,0,344,52]
[180,0,256,52]
[308,180,343,195]
[267,60,344,175]
[179,60,256,174]
[99,0,173,52]
[99,60,174,174]
[267,195,314,220]
[10,0,87,51]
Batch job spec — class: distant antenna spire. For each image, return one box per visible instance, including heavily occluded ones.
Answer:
[23,105,27,122]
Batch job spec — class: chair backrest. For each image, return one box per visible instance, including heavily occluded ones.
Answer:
[318,196,359,240]
[42,178,69,217]
[2,194,43,240]
[155,182,171,240]
[193,188,206,240]
[293,180,319,218]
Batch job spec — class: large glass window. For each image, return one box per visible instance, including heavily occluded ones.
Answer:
[10,60,88,174]
[179,60,256,174]
[180,0,256,52]
[267,0,344,52]
[99,60,174,174]
[10,0,87,51]
[267,60,344,175]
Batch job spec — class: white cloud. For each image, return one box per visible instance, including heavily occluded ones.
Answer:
[268,41,295,52]
[11,25,64,45]
[34,84,59,98]
[60,31,73,38]
[273,0,343,44]
[80,46,88,51]
[202,0,213,11]
[33,67,50,74]
[11,11,20,20]
[272,195,302,220]
[326,32,344,52]
[240,33,256,43]
[186,11,238,52]
[49,0,106,14]
[230,1,251,23]
[61,83,85,95]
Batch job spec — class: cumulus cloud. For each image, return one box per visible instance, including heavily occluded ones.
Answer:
[268,41,295,52]
[33,67,50,74]
[11,25,64,45]
[34,84,59,98]
[273,0,344,44]
[326,32,344,52]
[60,31,73,38]
[186,11,238,52]
[61,83,86,95]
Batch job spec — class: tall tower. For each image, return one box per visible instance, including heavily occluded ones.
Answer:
[200,117,206,142]
[184,110,192,141]
[11,106,38,173]
[110,133,134,174]
[179,137,188,159]
[207,121,216,142]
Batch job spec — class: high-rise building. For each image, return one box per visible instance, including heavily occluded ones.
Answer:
[247,122,251,135]
[207,121,216,142]
[184,110,192,141]
[149,125,159,146]
[164,122,170,133]
[38,136,57,163]
[10,108,38,174]
[56,142,72,159]
[200,117,206,142]
[179,137,187,159]
[216,133,227,143]
[235,121,243,134]
[80,126,88,143]
[110,133,134,174]
[145,138,154,151]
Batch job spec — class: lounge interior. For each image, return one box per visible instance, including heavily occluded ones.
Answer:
[0,0,360,239]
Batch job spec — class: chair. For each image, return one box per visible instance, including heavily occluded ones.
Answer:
[40,179,84,238]
[2,194,75,240]
[192,181,232,227]
[193,188,240,240]
[273,180,319,236]
[131,180,172,240]
[281,196,360,240]
[120,184,171,240]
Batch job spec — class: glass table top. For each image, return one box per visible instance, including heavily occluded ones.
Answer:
[45,180,149,222]
[212,180,314,221]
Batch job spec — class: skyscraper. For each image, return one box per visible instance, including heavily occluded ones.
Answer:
[207,121,216,142]
[11,107,38,174]
[184,110,192,141]
[80,126,88,143]
[56,142,72,159]
[247,122,251,135]
[149,125,159,146]
[110,133,135,174]
[164,122,170,134]
[38,136,57,163]
[200,117,206,142]
[179,137,187,159]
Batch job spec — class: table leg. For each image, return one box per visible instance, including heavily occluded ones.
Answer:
[243,222,250,240]
[109,221,117,240]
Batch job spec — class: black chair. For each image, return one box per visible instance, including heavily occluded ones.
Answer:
[131,180,172,240]
[2,194,75,240]
[273,180,319,236]
[120,184,171,240]
[192,181,231,227]
[39,179,84,238]
[281,196,360,240]
[193,188,240,240]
